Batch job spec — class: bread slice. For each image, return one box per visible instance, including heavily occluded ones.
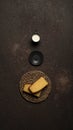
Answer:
[23,84,31,93]
[23,84,41,97]
[29,77,48,93]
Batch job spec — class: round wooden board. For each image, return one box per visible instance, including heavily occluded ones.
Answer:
[19,70,51,103]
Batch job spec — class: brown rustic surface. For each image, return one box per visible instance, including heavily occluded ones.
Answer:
[0,0,73,130]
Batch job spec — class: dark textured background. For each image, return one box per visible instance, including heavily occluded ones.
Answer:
[0,0,73,130]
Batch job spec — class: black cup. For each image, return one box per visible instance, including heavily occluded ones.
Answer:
[29,51,43,66]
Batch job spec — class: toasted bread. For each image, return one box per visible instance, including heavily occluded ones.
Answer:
[23,84,41,97]
[29,77,48,93]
